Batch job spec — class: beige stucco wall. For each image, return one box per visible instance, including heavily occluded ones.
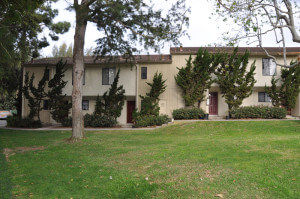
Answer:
[137,54,299,118]
[23,64,136,124]
[23,53,300,123]
[62,65,136,96]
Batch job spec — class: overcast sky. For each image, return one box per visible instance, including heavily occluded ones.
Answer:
[40,0,299,57]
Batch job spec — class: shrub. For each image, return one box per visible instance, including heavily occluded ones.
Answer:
[6,116,42,128]
[62,117,72,127]
[230,106,287,119]
[90,115,117,127]
[172,108,206,120]
[84,114,94,127]
[134,114,170,128]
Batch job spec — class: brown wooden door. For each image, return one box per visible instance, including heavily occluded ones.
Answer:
[209,92,218,115]
[127,101,136,123]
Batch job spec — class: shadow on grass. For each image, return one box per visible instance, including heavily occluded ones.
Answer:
[0,148,12,199]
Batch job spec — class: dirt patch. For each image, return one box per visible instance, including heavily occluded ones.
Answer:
[3,146,45,162]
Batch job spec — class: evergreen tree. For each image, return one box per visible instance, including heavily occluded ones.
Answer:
[139,72,167,116]
[94,69,126,120]
[266,61,300,110]
[23,67,49,120]
[175,48,223,107]
[214,47,256,115]
[47,60,71,123]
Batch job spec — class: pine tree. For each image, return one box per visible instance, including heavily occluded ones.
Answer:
[266,61,300,109]
[94,69,126,121]
[139,72,167,116]
[23,67,49,120]
[175,48,222,107]
[47,60,71,123]
[215,47,256,115]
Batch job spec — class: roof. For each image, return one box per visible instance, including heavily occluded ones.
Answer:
[170,47,300,56]
[24,55,172,66]
[25,47,300,66]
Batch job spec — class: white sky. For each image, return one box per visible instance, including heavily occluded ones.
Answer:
[40,0,299,57]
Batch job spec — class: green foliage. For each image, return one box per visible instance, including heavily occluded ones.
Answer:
[63,115,117,128]
[23,67,49,120]
[0,95,15,110]
[230,106,287,119]
[52,42,73,57]
[94,69,126,121]
[6,115,41,128]
[134,114,170,128]
[175,48,223,107]
[87,0,189,59]
[172,108,206,120]
[214,47,256,115]
[47,60,71,123]
[62,117,72,127]
[139,72,167,116]
[265,61,300,109]
[90,115,117,128]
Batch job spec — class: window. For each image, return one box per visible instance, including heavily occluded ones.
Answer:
[82,100,89,110]
[72,69,85,85]
[258,92,272,102]
[262,58,276,76]
[141,67,147,79]
[102,67,116,85]
[45,69,50,81]
[43,100,49,110]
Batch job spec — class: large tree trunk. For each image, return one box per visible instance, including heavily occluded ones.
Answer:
[71,1,89,140]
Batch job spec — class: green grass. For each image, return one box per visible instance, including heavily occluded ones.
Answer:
[0,121,299,198]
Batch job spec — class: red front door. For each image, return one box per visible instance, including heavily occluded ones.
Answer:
[209,92,218,115]
[127,101,136,123]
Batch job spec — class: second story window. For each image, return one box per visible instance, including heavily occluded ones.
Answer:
[262,58,276,76]
[141,67,147,79]
[43,100,49,110]
[102,67,116,85]
[258,92,272,102]
[45,69,50,81]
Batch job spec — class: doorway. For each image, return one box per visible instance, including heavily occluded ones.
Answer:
[209,92,218,115]
[127,101,136,123]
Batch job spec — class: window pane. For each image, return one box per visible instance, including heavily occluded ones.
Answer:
[102,68,109,85]
[262,58,276,76]
[82,100,89,110]
[108,68,115,85]
[265,93,272,102]
[258,92,265,102]
[43,100,49,110]
[45,69,50,81]
[269,59,276,75]
[262,58,269,76]
[141,67,147,79]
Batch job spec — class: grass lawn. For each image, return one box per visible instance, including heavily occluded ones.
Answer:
[0,121,299,199]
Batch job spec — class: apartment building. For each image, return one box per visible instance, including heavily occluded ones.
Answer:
[23,47,300,124]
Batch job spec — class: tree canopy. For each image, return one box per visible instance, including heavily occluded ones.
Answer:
[70,0,189,140]
[213,0,300,68]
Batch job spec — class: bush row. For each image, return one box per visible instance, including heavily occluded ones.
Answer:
[230,106,287,119]
[134,114,170,128]
[6,116,42,128]
[62,114,117,127]
[172,107,206,120]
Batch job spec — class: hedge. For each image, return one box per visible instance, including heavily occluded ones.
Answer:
[230,106,287,119]
[134,114,170,128]
[61,114,117,127]
[6,116,42,128]
[172,107,206,120]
